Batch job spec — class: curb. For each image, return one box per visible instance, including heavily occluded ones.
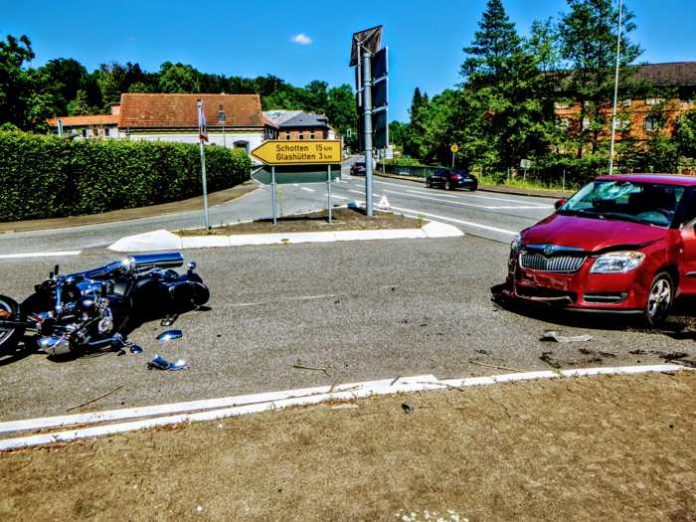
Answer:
[108,220,464,252]
[0,364,689,451]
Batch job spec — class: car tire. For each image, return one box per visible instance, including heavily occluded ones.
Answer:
[445,180,452,191]
[643,271,674,327]
[470,183,478,192]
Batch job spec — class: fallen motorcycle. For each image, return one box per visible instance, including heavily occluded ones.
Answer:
[0,252,209,357]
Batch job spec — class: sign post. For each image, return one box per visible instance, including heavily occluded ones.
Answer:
[197,100,211,230]
[250,140,343,225]
[450,144,459,168]
[520,158,531,182]
[271,166,278,225]
[327,165,332,224]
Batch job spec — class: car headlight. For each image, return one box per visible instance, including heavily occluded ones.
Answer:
[590,251,645,274]
[511,234,522,255]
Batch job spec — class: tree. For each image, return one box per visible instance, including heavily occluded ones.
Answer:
[0,34,35,129]
[403,87,429,157]
[158,62,201,93]
[458,0,550,170]
[559,0,642,157]
[676,110,696,160]
[37,58,87,115]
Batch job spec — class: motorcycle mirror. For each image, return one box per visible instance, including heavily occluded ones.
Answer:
[54,264,60,276]
[156,330,183,342]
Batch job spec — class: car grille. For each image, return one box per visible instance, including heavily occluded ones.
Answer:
[519,253,586,273]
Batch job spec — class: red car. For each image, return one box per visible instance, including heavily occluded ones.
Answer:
[504,174,696,326]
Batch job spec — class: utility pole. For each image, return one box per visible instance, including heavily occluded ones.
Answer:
[608,0,624,175]
[362,49,374,217]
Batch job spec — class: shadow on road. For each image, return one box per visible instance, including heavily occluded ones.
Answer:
[490,283,696,337]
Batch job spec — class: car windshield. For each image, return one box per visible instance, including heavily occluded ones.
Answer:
[559,180,685,227]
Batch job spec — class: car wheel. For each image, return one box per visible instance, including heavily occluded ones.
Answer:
[445,180,452,191]
[643,272,674,327]
[425,178,432,188]
[470,183,478,192]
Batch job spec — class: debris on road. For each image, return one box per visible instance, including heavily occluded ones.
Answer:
[629,349,696,367]
[401,402,414,414]
[540,352,562,369]
[540,331,593,343]
[129,344,144,355]
[292,359,333,377]
[148,354,188,371]
[67,384,128,412]
[469,360,524,373]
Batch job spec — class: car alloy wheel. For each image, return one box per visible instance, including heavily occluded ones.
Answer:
[644,272,674,327]
[445,181,452,191]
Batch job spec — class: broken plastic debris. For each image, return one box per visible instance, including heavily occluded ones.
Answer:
[129,344,144,355]
[148,354,188,371]
[541,331,592,343]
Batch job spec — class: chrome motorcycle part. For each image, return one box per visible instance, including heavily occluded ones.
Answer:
[156,329,183,342]
[38,335,72,357]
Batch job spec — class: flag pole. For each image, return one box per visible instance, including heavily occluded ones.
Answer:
[198,100,211,229]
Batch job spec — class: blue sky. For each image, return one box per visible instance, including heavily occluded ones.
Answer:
[3,0,695,121]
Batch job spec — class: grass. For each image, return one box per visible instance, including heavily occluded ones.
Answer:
[1,372,694,521]
[477,174,577,193]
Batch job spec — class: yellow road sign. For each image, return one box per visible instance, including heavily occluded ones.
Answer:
[450,144,459,153]
[251,140,343,165]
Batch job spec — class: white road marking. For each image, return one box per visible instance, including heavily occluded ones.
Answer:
[0,250,82,260]
[390,206,518,235]
[300,187,315,193]
[354,187,551,211]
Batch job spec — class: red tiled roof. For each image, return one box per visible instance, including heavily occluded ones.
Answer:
[47,115,119,127]
[118,93,264,129]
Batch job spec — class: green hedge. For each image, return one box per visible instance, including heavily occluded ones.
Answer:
[0,132,252,221]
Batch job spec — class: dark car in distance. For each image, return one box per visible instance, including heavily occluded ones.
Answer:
[351,162,366,176]
[426,168,478,191]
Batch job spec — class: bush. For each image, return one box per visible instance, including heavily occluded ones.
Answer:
[0,132,251,221]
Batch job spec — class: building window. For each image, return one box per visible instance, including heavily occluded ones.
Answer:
[285,132,291,140]
[554,102,571,110]
[310,132,316,140]
[615,118,630,131]
[644,116,660,132]
[582,117,591,130]
[646,98,664,106]
[622,99,632,107]
[298,133,304,140]
[233,141,249,152]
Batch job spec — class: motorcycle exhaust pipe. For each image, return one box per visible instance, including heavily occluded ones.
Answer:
[127,252,184,273]
[38,335,72,357]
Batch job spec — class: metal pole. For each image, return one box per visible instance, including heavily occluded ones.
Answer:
[327,165,332,224]
[199,141,210,229]
[608,0,623,175]
[451,152,455,168]
[563,169,566,191]
[271,166,278,225]
[362,49,374,217]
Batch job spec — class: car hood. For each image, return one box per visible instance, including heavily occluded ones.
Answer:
[521,213,667,253]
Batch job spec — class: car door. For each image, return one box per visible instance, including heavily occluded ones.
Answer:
[676,188,696,294]
[432,169,445,187]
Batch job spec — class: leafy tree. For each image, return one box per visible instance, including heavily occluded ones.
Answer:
[559,0,642,157]
[0,34,35,128]
[403,87,429,157]
[37,58,87,115]
[67,89,93,115]
[676,110,696,159]
[158,62,201,93]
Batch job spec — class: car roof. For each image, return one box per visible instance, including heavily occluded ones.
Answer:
[595,174,696,186]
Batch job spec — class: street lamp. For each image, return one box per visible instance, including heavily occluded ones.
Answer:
[608,0,624,175]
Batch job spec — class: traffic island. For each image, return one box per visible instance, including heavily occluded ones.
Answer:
[108,207,464,252]
[1,370,694,520]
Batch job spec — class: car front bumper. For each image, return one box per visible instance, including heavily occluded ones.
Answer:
[505,257,651,313]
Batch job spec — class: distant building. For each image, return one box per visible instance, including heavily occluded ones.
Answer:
[48,93,274,153]
[554,62,696,143]
[263,110,336,140]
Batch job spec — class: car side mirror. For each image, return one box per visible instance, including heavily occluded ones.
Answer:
[554,198,567,210]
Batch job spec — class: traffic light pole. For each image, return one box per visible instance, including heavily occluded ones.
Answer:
[362,49,374,217]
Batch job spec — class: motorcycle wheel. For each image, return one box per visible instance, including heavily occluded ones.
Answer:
[0,295,24,353]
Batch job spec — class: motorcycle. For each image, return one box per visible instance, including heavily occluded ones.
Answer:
[0,252,209,357]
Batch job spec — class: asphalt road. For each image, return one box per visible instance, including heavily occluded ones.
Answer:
[1,237,694,423]
[0,161,556,256]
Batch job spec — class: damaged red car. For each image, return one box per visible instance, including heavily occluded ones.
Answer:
[504,174,696,326]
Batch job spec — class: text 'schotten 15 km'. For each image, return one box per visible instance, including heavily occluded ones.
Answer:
[251,140,343,166]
